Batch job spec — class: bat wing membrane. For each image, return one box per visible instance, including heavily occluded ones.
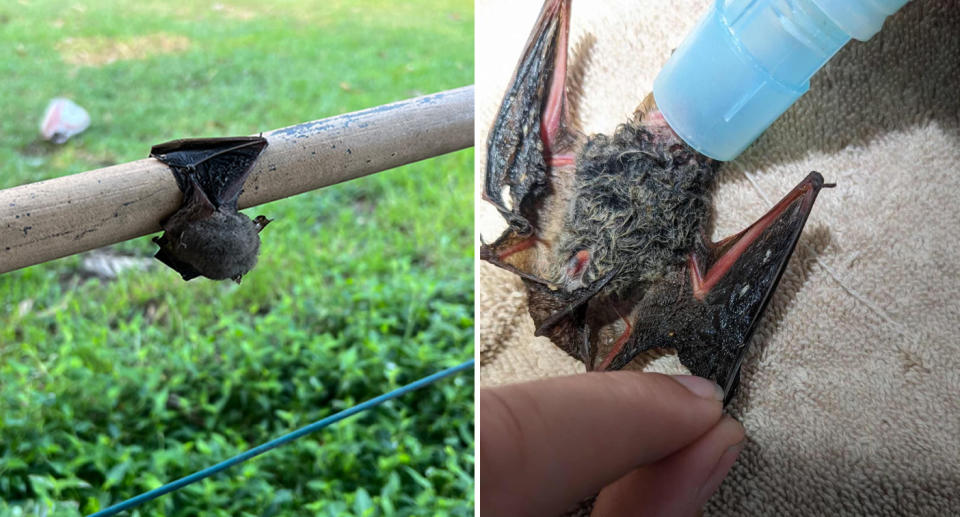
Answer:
[604,172,830,403]
[151,136,268,210]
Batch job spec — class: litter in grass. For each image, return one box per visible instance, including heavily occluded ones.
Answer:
[39,98,90,144]
[81,250,154,279]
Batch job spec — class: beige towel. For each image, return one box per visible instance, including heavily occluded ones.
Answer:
[476,0,960,514]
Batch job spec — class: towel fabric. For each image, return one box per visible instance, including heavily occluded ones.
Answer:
[476,0,960,514]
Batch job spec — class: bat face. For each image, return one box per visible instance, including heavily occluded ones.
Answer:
[150,136,272,283]
[481,0,832,404]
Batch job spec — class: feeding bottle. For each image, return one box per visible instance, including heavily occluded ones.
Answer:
[653,0,911,161]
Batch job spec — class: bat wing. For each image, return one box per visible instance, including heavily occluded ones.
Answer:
[152,242,202,281]
[528,268,618,365]
[525,279,593,364]
[152,176,215,281]
[482,0,625,364]
[601,172,832,404]
[483,0,575,236]
[481,231,617,366]
[151,136,269,210]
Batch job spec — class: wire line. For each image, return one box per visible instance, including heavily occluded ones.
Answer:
[88,359,474,517]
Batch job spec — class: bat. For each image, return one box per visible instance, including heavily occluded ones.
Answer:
[480,0,833,405]
[150,136,272,283]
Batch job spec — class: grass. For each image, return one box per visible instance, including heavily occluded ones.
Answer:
[0,1,474,515]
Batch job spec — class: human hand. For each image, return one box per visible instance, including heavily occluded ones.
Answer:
[479,372,745,516]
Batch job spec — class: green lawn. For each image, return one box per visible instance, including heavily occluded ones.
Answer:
[0,1,474,515]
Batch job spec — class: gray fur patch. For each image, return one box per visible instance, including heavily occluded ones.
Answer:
[556,121,718,293]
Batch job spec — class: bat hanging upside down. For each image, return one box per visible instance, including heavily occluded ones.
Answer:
[480,0,833,405]
[150,136,272,283]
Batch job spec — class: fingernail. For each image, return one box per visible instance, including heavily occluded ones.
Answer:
[672,375,724,401]
[697,439,745,501]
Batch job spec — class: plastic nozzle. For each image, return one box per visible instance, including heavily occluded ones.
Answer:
[653,0,910,161]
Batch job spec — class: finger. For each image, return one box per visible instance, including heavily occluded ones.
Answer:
[592,415,746,517]
[479,372,724,517]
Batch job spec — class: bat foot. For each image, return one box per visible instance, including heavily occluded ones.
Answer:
[253,215,272,232]
[806,171,833,189]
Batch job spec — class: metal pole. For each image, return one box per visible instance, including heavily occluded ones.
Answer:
[0,86,474,274]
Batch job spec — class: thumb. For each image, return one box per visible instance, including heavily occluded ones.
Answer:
[592,415,745,516]
[480,372,726,517]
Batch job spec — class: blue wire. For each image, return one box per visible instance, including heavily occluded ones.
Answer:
[88,359,474,517]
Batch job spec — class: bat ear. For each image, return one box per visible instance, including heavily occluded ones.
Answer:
[635,92,657,120]
[483,0,573,235]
